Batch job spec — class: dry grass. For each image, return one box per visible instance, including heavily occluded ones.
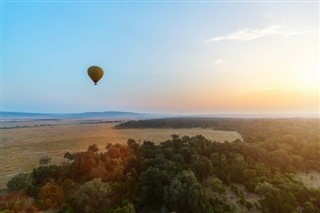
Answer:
[203,177,261,213]
[0,123,241,188]
[224,184,261,213]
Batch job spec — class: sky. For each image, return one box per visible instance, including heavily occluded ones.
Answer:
[1,1,319,116]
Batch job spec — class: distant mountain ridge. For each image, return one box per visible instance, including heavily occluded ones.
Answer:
[1,111,317,120]
[0,111,158,120]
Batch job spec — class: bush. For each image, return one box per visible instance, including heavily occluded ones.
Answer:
[107,202,135,213]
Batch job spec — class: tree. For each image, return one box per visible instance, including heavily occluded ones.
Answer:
[282,134,300,149]
[108,146,121,159]
[37,181,65,210]
[39,156,51,166]
[164,170,205,213]
[211,178,225,194]
[107,202,135,213]
[243,169,257,181]
[74,178,112,213]
[139,167,171,210]
[7,173,32,192]
[209,152,220,167]
[64,152,76,161]
[127,139,140,156]
[88,144,99,152]
[191,156,212,181]
[303,201,317,213]
[268,150,292,171]
[0,191,35,212]
[31,165,60,186]
[258,187,298,213]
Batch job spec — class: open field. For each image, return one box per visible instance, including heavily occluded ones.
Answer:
[0,123,241,188]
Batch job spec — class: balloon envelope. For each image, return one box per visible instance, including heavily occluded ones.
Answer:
[87,66,104,85]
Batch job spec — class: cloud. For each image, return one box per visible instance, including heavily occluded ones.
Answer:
[214,59,223,65]
[206,25,317,42]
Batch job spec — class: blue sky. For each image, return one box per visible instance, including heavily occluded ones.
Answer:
[2,1,319,115]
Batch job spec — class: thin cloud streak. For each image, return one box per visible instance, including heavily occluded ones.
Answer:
[206,25,317,42]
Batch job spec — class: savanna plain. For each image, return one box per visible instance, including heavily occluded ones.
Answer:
[0,122,241,188]
[1,118,320,213]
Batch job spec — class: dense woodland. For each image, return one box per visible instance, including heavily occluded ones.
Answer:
[1,118,320,213]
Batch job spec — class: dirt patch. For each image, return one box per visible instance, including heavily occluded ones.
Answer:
[296,171,320,189]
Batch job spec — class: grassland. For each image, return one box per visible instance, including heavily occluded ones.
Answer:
[0,123,241,188]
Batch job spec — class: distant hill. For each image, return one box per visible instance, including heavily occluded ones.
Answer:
[0,111,161,120]
[2,111,316,121]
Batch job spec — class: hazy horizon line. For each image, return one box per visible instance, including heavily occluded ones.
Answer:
[1,110,319,119]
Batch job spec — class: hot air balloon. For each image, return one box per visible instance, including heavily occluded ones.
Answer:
[87,66,104,85]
